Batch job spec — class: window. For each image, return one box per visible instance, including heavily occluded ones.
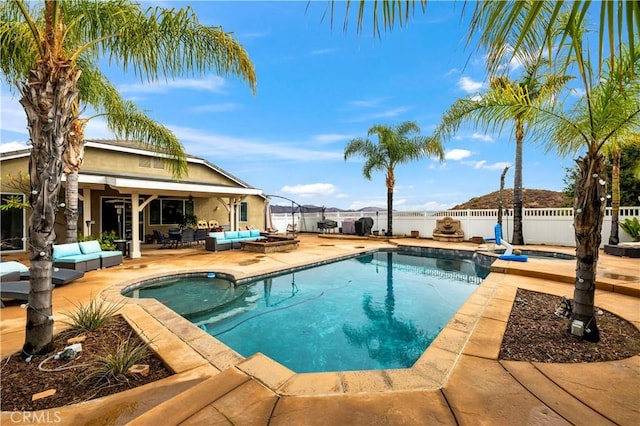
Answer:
[138,157,151,168]
[149,198,194,225]
[240,202,248,222]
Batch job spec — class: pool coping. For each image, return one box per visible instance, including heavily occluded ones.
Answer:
[101,245,516,396]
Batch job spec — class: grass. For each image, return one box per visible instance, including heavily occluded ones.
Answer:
[61,297,125,333]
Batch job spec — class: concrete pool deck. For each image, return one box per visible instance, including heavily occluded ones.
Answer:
[1,235,638,425]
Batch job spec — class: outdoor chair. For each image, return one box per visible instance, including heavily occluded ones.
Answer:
[179,228,195,247]
[153,230,173,248]
[286,224,297,237]
[194,228,207,244]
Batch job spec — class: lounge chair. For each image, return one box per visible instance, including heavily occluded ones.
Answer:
[0,262,84,307]
[1,261,84,286]
[0,281,29,308]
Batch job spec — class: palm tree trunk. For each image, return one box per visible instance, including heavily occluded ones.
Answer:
[63,118,86,243]
[608,148,621,245]
[498,166,509,227]
[572,152,607,343]
[19,10,81,355]
[386,168,394,236]
[512,121,525,245]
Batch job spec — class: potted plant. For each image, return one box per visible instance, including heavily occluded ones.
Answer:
[620,217,640,242]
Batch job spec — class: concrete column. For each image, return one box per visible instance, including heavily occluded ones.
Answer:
[130,193,141,259]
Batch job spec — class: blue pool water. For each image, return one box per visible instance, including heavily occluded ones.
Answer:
[124,250,489,373]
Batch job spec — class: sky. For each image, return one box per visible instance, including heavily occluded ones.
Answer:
[0,1,578,211]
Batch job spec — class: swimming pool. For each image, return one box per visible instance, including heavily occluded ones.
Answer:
[124,249,489,373]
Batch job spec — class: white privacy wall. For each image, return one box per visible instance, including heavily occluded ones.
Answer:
[270,207,640,247]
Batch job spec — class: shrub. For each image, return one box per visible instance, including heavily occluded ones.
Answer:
[620,217,640,242]
[82,332,150,385]
[98,231,118,251]
[61,298,124,333]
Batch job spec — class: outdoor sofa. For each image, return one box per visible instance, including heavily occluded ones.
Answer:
[205,229,264,251]
[53,241,123,271]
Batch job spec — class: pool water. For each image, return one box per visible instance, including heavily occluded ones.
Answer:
[125,250,488,373]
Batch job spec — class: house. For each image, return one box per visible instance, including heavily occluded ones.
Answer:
[0,139,266,258]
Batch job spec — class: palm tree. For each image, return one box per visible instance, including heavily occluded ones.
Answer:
[344,121,444,236]
[604,137,638,246]
[431,61,570,245]
[437,15,639,342]
[0,0,256,357]
[62,67,189,243]
[328,1,639,71]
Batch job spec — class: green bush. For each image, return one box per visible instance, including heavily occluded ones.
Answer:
[619,217,640,242]
[61,298,124,333]
[98,231,118,250]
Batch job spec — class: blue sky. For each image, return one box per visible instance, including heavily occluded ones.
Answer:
[0,1,576,210]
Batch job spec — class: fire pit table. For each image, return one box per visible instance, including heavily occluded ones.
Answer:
[241,236,299,253]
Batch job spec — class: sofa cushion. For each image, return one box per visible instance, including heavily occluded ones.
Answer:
[249,229,261,238]
[79,240,102,254]
[55,254,100,263]
[99,251,123,259]
[53,243,82,259]
[224,231,239,239]
[238,230,251,238]
[0,261,29,274]
[209,232,226,240]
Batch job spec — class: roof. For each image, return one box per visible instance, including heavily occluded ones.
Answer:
[1,139,264,198]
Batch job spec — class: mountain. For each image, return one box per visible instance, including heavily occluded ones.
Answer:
[452,189,571,210]
[269,204,386,213]
[268,189,569,213]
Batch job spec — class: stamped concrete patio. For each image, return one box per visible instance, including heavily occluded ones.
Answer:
[1,235,638,425]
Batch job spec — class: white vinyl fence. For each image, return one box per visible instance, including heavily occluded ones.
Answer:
[270,206,640,247]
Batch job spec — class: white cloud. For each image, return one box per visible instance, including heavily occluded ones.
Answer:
[118,75,226,94]
[308,48,336,56]
[348,98,386,108]
[445,149,472,161]
[281,183,337,198]
[172,126,343,161]
[347,199,386,210]
[458,76,485,93]
[0,141,29,153]
[312,134,353,144]
[466,160,510,170]
[570,87,586,98]
[471,132,494,142]
[348,106,414,123]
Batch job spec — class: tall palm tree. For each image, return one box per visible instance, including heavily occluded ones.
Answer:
[436,12,639,342]
[0,0,256,357]
[344,121,444,236]
[431,61,570,245]
[62,66,188,243]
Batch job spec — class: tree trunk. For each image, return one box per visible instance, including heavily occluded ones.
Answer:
[512,121,525,245]
[19,22,81,356]
[63,118,86,243]
[571,152,607,342]
[498,166,509,227]
[386,167,394,236]
[608,148,621,245]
